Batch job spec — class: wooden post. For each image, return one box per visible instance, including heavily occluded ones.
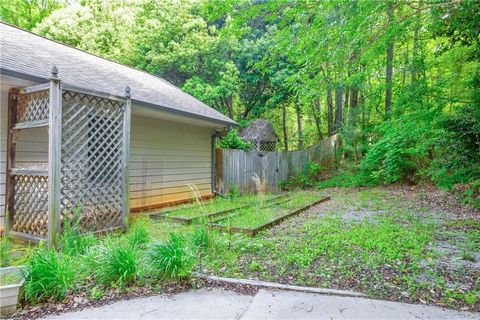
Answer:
[5,89,18,233]
[48,66,62,247]
[122,86,131,226]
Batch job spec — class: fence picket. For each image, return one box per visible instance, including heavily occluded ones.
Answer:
[216,134,339,194]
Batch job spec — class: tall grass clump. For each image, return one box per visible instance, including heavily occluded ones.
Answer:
[24,243,75,303]
[61,206,97,255]
[191,227,210,252]
[95,239,138,286]
[0,238,13,267]
[126,217,150,248]
[148,233,193,279]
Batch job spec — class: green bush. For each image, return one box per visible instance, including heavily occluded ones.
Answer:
[95,240,138,286]
[317,165,375,188]
[148,233,193,279]
[219,129,252,150]
[360,108,442,184]
[24,243,75,303]
[280,161,322,190]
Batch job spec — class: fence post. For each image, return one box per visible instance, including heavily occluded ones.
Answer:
[5,89,19,234]
[47,66,62,247]
[122,86,132,226]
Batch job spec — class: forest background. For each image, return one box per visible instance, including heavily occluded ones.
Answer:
[1,0,479,205]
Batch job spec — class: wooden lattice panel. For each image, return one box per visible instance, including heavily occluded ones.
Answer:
[60,90,126,233]
[11,175,49,237]
[16,90,49,123]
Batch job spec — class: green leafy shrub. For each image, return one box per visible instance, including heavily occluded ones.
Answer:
[126,218,151,248]
[24,243,75,303]
[148,233,193,279]
[463,179,480,208]
[304,161,321,187]
[280,161,322,190]
[219,129,252,150]
[317,165,375,188]
[279,174,303,191]
[95,240,138,286]
[360,108,442,184]
[0,238,13,267]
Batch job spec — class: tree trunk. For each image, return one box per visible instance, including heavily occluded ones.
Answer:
[295,102,304,149]
[335,86,343,132]
[344,89,349,125]
[349,87,359,126]
[282,104,288,151]
[312,98,323,140]
[411,1,422,85]
[327,86,334,136]
[226,96,234,120]
[385,3,395,116]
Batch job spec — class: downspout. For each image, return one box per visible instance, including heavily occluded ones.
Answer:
[211,130,218,196]
[212,129,227,198]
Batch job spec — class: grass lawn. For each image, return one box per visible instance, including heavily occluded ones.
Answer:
[157,193,278,219]
[214,191,323,229]
[146,187,479,311]
[2,187,478,314]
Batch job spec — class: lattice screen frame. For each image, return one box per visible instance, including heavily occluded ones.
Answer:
[5,68,131,246]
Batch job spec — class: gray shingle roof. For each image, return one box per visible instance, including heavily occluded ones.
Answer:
[0,23,235,126]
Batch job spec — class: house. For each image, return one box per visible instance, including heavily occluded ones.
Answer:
[0,23,235,244]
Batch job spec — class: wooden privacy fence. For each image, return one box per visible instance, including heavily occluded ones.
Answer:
[215,134,339,194]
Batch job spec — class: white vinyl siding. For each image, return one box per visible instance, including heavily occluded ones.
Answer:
[130,115,213,211]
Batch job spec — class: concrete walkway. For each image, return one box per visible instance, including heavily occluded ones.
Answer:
[43,288,479,320]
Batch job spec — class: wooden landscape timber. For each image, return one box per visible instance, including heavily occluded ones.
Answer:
[208,196,331,237]
[149,194,288,224]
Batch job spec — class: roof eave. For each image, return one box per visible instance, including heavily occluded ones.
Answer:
[1,68,237,127]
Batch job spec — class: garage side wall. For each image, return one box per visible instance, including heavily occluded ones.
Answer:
[0,83,215,227]
[130,115,214,211]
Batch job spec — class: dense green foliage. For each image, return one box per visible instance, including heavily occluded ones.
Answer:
[218,129,252,150]
[1,0,479,202]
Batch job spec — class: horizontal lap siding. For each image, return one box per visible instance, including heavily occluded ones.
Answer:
[130,115,213,211]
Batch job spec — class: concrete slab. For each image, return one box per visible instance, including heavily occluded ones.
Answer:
[241,289,479,320]
[41,288,252,320]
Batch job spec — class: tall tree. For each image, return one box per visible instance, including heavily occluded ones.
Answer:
[335,86,343,132]
[282,103,289,151]
[385,2,395,116]
[295,101,304,149]
[327,86,334,136]
[312,98,323,139]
